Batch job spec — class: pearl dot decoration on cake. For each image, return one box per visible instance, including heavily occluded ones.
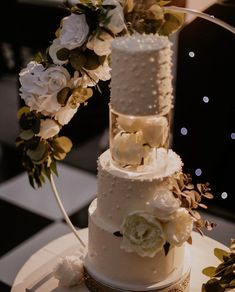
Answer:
[110,34,173,116]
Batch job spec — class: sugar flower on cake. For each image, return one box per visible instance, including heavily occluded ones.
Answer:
[117,115,144,133]
[164,208,193,247]
[53,255,84,287]
[49,14,89,65]
[146,189,181,222]
[111,131,152,166]
[121,212,166,257]
[19,61,71,116]
[38,119,60,140]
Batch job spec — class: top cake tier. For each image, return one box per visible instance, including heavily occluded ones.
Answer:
[110,34,173,116]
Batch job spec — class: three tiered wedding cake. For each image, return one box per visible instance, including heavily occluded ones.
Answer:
[84,35,192,291]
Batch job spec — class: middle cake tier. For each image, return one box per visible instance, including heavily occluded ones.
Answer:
[96,149,183,227]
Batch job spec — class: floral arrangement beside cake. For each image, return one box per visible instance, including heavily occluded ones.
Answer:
[14,1,224,291]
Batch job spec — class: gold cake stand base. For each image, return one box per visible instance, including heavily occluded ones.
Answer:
[84,269,191,292]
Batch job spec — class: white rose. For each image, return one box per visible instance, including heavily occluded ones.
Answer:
[87,31,114,56]
[142,116,169,148]
[49,14,89,65]
[164,208,193,247]
[19,61,71,116]
[55,99,80,125]
[53,255,84,287]
[146,190,180,222]
[38,119,60,140]
[103,0,125,34]
[111,131,152,166]
[121,212,165,258]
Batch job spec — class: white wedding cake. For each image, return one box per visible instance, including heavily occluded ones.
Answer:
[84,35,192,292]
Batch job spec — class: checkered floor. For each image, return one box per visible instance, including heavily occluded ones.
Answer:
[0,148,98,291]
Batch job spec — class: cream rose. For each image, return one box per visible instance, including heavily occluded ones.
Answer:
[49,14,89,65]
[142,116,169,148]
[38,119,60,140]
[111,131,152,166]
[146,190,180,222]
[117,115,144,133]
[87,31,114,56]
[55,98,80,126]
[102,0,125,34]
[164,208,193,247]
[19,61,71,116]
[53,255,84,287]
[121,212,166,257]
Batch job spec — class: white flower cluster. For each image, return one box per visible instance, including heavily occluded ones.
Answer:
[121,189,193,258]
[53,249,85,287]
[19,1,125,141]
[111,115,169,167]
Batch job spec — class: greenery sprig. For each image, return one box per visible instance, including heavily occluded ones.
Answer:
[202,240,235,292]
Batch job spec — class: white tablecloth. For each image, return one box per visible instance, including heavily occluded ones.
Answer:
[11,229,229,292]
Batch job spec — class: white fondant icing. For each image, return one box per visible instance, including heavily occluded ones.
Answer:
[110,35,173,116]
[86,200,185,288]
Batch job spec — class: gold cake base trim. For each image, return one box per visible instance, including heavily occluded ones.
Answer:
[84,269,190,292]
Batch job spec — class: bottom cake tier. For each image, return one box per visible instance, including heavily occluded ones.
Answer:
[85,200,190,291]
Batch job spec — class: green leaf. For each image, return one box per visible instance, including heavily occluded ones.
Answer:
[158,0,171,6]
[19,130,35,141]
[17,106,30,120]
[203,279,225,292]
[159,11,184,36]
[70,51,87,71]
[202,267,217,278]
[32,118,41,134]
[50,161,58,176]
[57,87,71,105]
[84,51,101,70]
[163,242,171,256]
[26,142,48,164]
[53,136,73,154]
[56,48,70,61]
[230,279,235,287]
[214,248,230,262]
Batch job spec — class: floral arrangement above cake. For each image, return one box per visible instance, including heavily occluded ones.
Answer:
[16,0,184,188]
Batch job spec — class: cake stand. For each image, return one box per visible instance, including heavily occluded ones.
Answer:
[11,230,231,292]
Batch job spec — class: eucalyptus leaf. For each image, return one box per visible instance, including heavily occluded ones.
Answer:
[56,48,70,61]
[54,151,67,161]
[57,87,71,105]
[203,279,225,292]
[17,107,30,120]
[230,279,235,287]
[27,142,48,163]
[202,267,217,278]
[214,248,230,262]
[70,51,87,71]
[84,51,100,70]
[159,11,184,36]
[53,136,73,154]
[19,130,35,141]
